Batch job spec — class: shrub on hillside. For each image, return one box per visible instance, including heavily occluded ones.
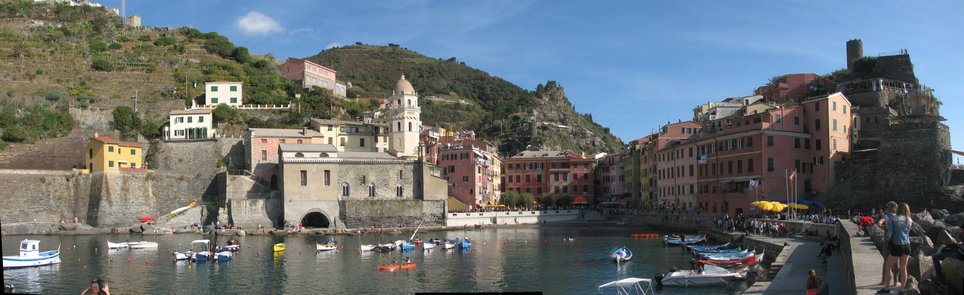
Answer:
[91,57,112,71]
[45,89,62,102]
[153,36,176,46]
[111,106,141,139]
[203,34,235,59]
[212,104,243,123]
[0,105,74,144]
[108,42,122,50]
[232,47,252,64]
[137,35,151,42]
[89,41,107,52]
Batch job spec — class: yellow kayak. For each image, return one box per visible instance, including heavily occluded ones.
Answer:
[273,243,285,252]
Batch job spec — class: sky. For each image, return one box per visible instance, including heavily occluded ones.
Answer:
[110,0,963,164]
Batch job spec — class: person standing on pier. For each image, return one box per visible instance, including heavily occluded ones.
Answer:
[879,203,913,294]
[805,269,825,295]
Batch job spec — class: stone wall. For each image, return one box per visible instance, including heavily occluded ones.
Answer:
[445,210,580,226]
[0,169,89,224]
[873,54,917,84]
[228,198,281,229]
[86,171,222,227]
[150,138,244,174]
[339,199,445,229]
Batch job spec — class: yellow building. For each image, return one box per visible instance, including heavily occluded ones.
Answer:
[85,133,144,173]
[309,119,388,153]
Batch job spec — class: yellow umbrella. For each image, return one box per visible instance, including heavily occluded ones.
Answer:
[750,201,763,207]
[771,202,788,212]
[759,202,774,212]
[789,203,809,210]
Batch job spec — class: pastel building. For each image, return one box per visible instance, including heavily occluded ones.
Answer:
[309,119,387,152]
[165,109,214,140]
[245,128,325,188]
[280,58,346,97]
[596,153,626,201]
[653,121,701,210]
[85,133,143,173]
[502,150,595,205]
[438,144,494,209]
[204,81,243,106]
[753,73,836,103]
[694,92,853,216]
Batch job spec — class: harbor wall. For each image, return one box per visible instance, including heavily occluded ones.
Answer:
[445,210,580,226]
[0,169,89,224]
[339,199,445,229]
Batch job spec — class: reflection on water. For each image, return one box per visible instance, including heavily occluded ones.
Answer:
[2,227,746,294]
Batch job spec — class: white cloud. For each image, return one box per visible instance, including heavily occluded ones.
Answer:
[325,42,341,49]
[236,11,283,36]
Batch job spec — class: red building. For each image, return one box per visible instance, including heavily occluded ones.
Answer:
[438,144,495,209]
[502,150,595,204]
[695,93,853,216]
[653,121,702,210]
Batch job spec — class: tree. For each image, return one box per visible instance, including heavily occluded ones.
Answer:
[212,104,243,123]
[517,192,535,210]
[538,196,554,208]
[500,191,520,209]
[203,35,235,58]
[111,106,141,139]
[232,47,252,64]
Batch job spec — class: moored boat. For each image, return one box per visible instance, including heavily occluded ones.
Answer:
[107,241,129,249]
[459,238,472,249]
[215,251,232,262]
[377,263,417,271]
[655,265,744,287]
[191,240,212,262]
[443,241,456,250]
[663,234,705,246]
[317,243,337,252]
[360,244,377,252]
[400,242,416,251]
[273,243,286,253]
[598,277,656,295]
[423,242,437,250]
[128,241,159,249]
[218,239,241,252]
[172,250,192,261]
[610,246,632,263]
[2,240,61,269]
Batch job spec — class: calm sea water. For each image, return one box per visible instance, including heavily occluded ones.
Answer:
[2,226,748,294]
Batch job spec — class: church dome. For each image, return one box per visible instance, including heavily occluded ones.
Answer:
[395,75,416,96]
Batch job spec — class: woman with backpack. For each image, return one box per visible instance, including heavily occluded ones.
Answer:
[878,202,913,294]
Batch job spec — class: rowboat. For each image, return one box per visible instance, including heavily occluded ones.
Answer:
[598,278,656,295]
[128,241,159,249]
[107,241,129,249]
[423,242,437,250]
[400,242,416,251]
[273,243,286,252]
[655,265,744,287]
[686,243,731,252]
[360,244,377,252]
[376,243,397,252]
[700,250,754,260]
[172,250,192,261]
[2,240,61,269]
[459,238,472,249]
[664,234,705,246]
[377,263,417,271]
[443,241,456,250]
[610,246,632,263]
[215,251,233,262]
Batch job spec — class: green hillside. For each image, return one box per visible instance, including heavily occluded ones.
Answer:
[307,44,625,155]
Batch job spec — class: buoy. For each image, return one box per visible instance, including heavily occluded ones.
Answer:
[127,258,131,263]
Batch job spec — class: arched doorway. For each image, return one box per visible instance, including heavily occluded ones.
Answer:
[301,211,331,228]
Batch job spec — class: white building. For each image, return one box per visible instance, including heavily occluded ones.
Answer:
[386,75,421,158]
[165,109,215,140]
[204,81,243,107]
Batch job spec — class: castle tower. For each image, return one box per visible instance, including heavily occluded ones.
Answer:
[846,39,863,71]
[387,75,421,158]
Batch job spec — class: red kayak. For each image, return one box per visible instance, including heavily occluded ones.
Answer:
[377,263,417,271]
[138,216,156,223]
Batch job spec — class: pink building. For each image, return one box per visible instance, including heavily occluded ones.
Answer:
[245,128,324,188]
[280,58,346,97]
[596,153,626,201]
[438,144,494,209]
[754,73,837,103]
[653,121,701,210]
[503,151,596,204]
[695,93,853,216]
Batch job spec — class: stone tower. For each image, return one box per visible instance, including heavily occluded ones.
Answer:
[846,39,863,71]
[387,75,421,158]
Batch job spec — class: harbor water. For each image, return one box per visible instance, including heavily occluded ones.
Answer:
[2,226,750,294]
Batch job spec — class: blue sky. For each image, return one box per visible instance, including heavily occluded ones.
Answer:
[112,0,962,164]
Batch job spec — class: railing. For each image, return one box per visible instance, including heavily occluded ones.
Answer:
[192,104,291,110]
[227,169,255,177]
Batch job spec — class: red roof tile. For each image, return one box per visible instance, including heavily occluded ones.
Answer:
[92,135,141,148]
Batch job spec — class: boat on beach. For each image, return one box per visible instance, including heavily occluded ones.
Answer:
[655,265,744,287]
[2,240,61,269]
[598,278,655,295]
[610,246,632,263]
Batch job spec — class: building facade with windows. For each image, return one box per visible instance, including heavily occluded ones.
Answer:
[280,58,346,97]
[437,144,496,210]
[596,153,626,202]
[502,150,596,204]
[309,119,387,152]
[653,121,701,210]
[203,81,243,106]
[165,109,214,140]
[694,92,853,216]
[85,133,143,173]
[244,128,325,188]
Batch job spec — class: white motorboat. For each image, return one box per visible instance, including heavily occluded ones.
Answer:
[215,251,233,262]
[443,241,456,250]
[317,243,337,252]
[656,265,744,287]
[107,241,129,249]
[190,240,212,262]
[2,240,61,269]
[360,244,376,252]
[598,277,656,295]
[423,242,437,250]
[172,251,192,261]
[128,241,159,249]
[610,246,633,263]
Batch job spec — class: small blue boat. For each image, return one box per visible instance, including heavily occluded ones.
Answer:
[459,238,472,249]
[610,246,632,263]
[400,242,416,251]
